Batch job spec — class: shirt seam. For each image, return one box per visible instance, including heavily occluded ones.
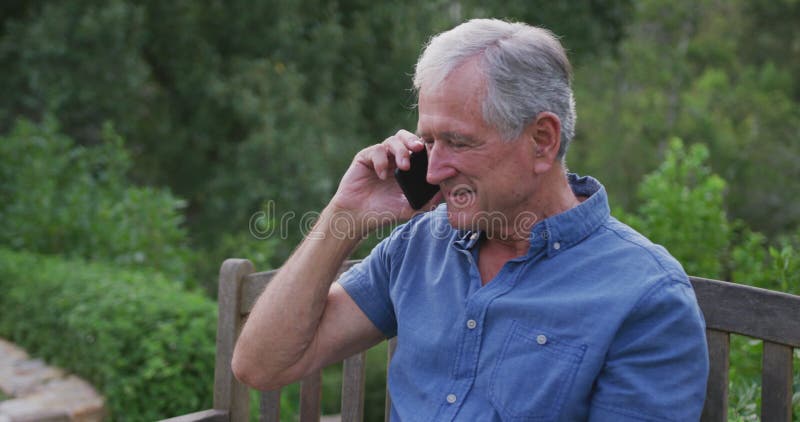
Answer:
[341,265,396,337]
[627,273,688,319]
[600,221,689,285]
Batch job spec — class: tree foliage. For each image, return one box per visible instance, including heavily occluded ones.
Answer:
[0,0,638,279]
[573,0,800,235]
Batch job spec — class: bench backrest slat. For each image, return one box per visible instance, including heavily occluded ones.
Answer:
[761,341,794,422]
[215,259,253,422]
[384,338,397,422]
[299,371,322,422]
[701,329,729,422]
[260,390,280,422]
[341,352,367,422]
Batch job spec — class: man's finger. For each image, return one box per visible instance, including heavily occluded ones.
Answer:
[360,144,391,180]
[381,137,410,171]
[396,129,425,152]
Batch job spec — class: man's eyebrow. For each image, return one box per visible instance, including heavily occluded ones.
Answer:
[416,131,479,144]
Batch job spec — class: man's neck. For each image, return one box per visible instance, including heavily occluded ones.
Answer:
[483,169,579,258]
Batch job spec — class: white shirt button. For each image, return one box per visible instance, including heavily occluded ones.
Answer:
[466,319,477,329]
[470,232,479,240]
[553,242,561,250]
[537,334,548,345]
[446,394,457,404]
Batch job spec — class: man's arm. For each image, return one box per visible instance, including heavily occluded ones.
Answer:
[232,206,384,391]
[232,130,435,391]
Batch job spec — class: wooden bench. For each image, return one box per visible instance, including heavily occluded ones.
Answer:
[163,258,800,422]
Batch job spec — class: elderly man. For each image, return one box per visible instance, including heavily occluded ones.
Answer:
[232,19,709,421]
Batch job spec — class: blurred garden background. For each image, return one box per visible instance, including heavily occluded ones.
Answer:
[0,0,798,420]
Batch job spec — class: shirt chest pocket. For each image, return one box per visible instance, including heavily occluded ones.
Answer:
[488,321,587,421]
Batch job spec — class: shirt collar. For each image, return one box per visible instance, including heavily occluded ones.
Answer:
[533,173,610,257]
[451,174,609,254]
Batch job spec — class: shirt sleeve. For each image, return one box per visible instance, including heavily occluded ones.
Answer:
[588,278,709,421]
[337,232,401,339]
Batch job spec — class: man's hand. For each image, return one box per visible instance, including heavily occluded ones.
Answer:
[330,130,441,234]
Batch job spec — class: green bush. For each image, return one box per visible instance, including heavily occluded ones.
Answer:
[0,248,216,420]
[0,117,193,282]
[619,138,731,278]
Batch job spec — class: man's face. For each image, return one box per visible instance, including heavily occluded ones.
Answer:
[416,58,540,236]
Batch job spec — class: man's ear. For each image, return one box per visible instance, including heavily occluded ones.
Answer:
[526,112,562,174]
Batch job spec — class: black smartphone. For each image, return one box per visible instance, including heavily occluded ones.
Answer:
[394,149,440,210]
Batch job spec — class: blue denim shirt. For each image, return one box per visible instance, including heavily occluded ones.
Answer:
[339,174,708,421]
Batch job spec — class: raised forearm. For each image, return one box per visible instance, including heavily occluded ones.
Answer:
[231,205,362,389]
[232,131,431,390]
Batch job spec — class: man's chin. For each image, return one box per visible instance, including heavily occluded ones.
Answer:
[446,209,478,232]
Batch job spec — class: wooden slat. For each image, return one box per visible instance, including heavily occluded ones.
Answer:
[260,389,281,422]
[299,370,322,422]
[690,277,800,347]
[214,259,254,422]
[761,341,793,422]
[700,329,729,422]
[240,270,276,316]
[160,409,229,422]
[384,337,398,422]
[341,352,367,422]
[241,260,361,315]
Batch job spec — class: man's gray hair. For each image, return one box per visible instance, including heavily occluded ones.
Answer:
[413,18,576,161]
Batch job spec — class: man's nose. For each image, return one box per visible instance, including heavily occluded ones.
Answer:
[426,143,457,185]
